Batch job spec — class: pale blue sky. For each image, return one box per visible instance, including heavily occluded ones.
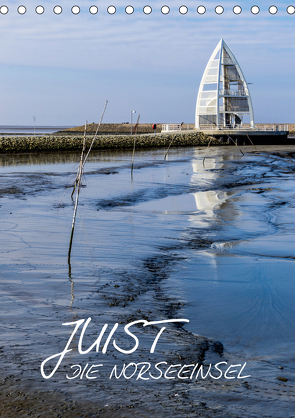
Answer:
[0,1,294,125]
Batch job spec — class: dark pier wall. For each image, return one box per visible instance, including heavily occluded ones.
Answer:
[211,131,291,146]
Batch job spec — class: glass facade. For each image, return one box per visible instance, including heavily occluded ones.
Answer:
[195,39,255,130]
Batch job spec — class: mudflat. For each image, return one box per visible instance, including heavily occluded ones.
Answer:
[0,146,294,417]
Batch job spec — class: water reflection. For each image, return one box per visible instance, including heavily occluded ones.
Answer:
[173,148,295,356]
[1,145,295,376]
[0,149,144,168]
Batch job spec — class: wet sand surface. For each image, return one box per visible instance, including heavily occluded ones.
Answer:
[0,146,295,417]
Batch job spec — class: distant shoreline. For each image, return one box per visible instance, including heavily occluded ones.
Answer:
[0,123,294,137]
[0,126,73,135]
[0,132,222,154]
[1,128,294,154]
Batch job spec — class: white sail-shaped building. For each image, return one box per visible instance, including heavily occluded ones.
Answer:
[195,39,255,130]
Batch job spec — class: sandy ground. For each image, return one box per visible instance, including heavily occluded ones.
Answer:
[0,146,295,417]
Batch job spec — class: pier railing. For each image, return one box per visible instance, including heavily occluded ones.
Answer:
[162,124,289,132]
[162,124,182,132]
[197,124,289,131]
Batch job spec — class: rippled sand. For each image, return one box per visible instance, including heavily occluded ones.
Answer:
[0,146,294,417]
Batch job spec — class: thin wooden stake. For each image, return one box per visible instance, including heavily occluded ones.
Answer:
[131,114,140,180]
[202,136,214,166]
[227,135,244,156]
[68,101,108,262]
[81,100,108,168]
[68,168,82,263]
[164,135,174,160]
[131,136,136,180]
[133,113,140,135]
[71,120,87,198]
[246,133,256,149]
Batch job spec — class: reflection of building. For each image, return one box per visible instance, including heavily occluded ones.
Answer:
[195,39,255,130]
[189,154,229,224]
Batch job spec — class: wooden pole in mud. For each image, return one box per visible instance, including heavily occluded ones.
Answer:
[68,176,81,263]
[68,122,87,262]
[246,133,256,149]
[164,123,184,160]
[131,136,136,180]
[81,101,108,167]
[164,136,174,160]
[202,136,214,165]
[71,121,87,199]
[226,135,244,156]
[134,114,140,135]
[68,101,108,263]
[131,114,140,180]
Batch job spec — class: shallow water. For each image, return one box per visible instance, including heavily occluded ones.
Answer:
[1,146,295,416]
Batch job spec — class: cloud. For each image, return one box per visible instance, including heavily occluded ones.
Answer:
[0,0,294,123]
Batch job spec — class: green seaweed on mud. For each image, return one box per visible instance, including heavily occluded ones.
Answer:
[0,132,223,154]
